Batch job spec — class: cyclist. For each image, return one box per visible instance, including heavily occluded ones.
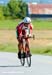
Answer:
[16,17,33,59]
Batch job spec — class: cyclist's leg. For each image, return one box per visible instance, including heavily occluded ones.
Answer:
[25,39,30,52]
[25,39,31,56]
[22,41,26,53]
[22,39,26,58]
[18,42,22,51]
[18,40,23,58]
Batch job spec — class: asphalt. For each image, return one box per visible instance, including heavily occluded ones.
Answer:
[0,52,52,75]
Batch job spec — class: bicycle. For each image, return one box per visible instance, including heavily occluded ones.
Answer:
[19,35,35,67]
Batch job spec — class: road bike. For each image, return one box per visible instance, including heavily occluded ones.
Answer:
[19,35,35,67]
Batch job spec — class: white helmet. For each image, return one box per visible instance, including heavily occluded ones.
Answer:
[23,17,31,23]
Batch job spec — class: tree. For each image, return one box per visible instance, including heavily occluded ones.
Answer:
[7,0,27,19]
[18,0,28,18]
[7,0,20,19]
[0,5,4,20]
[3,5,11,19]
[0,0,28,19]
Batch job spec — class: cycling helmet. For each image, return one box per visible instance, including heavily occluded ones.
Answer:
[23,17,31,23]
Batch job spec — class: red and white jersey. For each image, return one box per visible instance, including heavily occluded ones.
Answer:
[16,22,33,36]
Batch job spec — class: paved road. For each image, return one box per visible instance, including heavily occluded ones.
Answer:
[0,52,52,75]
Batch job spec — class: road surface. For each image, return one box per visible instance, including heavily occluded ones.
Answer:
[0,52,52,75]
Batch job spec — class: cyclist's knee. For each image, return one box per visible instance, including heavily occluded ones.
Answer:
[26,39,29,44]
[18,42,23,50]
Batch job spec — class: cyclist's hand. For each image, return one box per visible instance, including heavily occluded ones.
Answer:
[29,34,32,37]
[24,34,31,38]
[22,35,28,39]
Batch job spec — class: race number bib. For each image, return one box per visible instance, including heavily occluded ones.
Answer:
[22,26,30,36]
[25,28,30,36]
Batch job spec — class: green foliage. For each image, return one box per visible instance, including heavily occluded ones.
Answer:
[3,5,11,19]
[0,5,4,20]
[7,0,27,19]
[7,0,20,19]
[0,0,27,19]
[18,0,27,18]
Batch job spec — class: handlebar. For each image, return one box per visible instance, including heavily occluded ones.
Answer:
[22,35,35,40]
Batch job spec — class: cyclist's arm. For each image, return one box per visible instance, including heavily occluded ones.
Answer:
[16,29,18,39]
[16,26,22,39]
[29,23,33,36]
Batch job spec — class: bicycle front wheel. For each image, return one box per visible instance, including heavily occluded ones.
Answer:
[20,58,25,66]
[20,52,25,66]
[26,56,31,67]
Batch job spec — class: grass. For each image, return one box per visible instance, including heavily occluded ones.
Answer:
[0,19,21,30]
[0,19,52,30]
[32,19,52,30]
[0,43,17,53]
[0,43,52,55]
[31,47,52,55]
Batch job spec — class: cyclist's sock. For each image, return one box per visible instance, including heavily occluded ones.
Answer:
[18,52,21,59]
[27,51,32,56]
[23,52,26,58]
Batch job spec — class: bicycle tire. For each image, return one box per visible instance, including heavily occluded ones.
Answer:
[26,56,31,67]
[20,52,25,66]
[20,58,25,66]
